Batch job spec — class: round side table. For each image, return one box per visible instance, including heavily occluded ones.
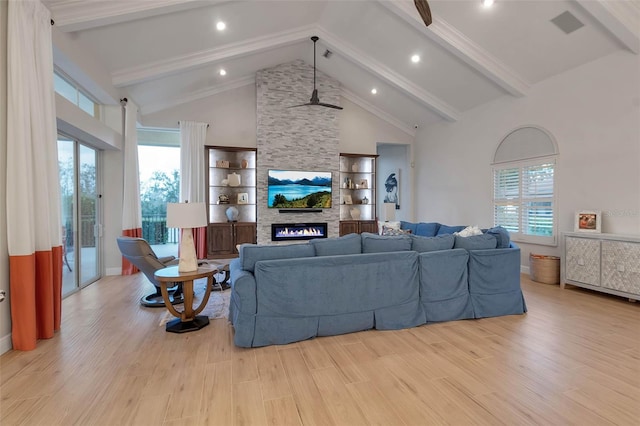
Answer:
[154,265,217,333]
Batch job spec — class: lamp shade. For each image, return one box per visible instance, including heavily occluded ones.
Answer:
[167,202,207,229]
[383,202,396,222]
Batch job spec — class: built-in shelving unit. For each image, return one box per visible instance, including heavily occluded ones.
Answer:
[205,146,257,257]
[339,153,378,235]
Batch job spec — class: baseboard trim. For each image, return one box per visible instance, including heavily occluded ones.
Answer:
[0,333,12,355]
[105,267,121,276]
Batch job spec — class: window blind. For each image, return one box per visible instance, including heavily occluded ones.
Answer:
[493,159,556,245]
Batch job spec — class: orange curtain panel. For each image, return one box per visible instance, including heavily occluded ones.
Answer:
[7,0,63,351]
[121,100,143,274]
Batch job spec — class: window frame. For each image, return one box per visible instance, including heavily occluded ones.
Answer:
[493,156,557,246]
[53,69,100,118]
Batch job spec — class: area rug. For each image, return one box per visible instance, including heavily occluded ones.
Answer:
[159,279,231,326]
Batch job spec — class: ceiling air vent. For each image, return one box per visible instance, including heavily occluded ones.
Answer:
[551,11,584,34]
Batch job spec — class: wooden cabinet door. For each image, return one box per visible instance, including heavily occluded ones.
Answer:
[208,223,234,256]
[359,220,378,234]
[340,221,359,236]
[234,223,257,253]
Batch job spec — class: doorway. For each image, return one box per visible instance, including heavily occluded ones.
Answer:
[58,135,102,297]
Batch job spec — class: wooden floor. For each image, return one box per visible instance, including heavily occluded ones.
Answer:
[1,273,638,425]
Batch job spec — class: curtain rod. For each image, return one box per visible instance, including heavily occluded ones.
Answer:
[178,121,209,128]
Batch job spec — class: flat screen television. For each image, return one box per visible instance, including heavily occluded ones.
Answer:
[268,169,332,209]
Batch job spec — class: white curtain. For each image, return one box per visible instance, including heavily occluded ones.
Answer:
[6,0,62,350]
[121,100,142,274]
[179,121,208,258]
[179,121,208,203]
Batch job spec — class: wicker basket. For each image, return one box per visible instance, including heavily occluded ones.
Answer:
[529,254,560,285]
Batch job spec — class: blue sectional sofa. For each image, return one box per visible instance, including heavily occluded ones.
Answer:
[228,223,526,348]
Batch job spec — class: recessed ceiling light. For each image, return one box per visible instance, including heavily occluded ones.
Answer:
[371,88,377,95]
[219,69,227,76]
[482,0,495,8]
[411,54,420,63]
[216,21,226,31]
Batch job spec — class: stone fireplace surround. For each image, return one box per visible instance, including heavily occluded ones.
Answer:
[256,60,341,244]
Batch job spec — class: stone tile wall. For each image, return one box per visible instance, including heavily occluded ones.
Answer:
[256,60,341,244]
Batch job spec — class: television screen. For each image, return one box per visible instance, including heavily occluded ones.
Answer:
[268,170,332,209]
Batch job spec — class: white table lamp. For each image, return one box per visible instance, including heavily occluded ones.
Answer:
[383,202,396,222]
[167,202,208,272]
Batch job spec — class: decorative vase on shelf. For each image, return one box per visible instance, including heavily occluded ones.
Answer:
[225,206,239,222]
[227,172,241,187]
[241,159,249,169]
[350,207,361,220]
[362,196,369,204]
[351,163,359,172]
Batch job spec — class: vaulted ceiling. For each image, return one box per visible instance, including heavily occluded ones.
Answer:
[45,0,640,134]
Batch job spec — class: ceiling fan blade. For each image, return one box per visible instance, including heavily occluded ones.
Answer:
[414,0,432,27]
[287,103,312,108]
[317,102,343,110]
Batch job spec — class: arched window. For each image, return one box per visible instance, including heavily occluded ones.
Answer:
[493,126,559,246]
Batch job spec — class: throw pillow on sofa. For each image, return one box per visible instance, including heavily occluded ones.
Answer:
[453,234,497,250]
[437,224,467,235]
[361,232,412,253]
[455,225,484,237]
[381,224,411,236]
[411,234,455,252]
[311,233,362,256]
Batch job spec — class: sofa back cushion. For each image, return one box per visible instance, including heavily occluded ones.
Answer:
[239,243,316,272]
[454,234,497,250]
[485,226,511,248]
[361,232,412,253]
[310,233,362,256]
[411,234,455,252]
[415,222,440,237]
[400,221,418,234]
[436,224,467,235]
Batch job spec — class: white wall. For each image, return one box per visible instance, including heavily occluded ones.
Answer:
[141,84,258,149]
[415,50,640,267]
[339,97,414,153]
[0,0,12,354]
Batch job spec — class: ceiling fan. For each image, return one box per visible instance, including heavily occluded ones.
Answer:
[289,36,343,110]
[415,0,432,27]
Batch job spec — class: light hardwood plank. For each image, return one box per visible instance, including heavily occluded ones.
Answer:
[1,273,638,426]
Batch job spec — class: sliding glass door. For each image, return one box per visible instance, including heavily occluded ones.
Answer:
[58,135,101,296]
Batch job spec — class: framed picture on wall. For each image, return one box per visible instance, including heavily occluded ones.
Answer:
[383,169,400,209]
[574,210,601,233]
[237,193,249,204]
[343,194,353,205]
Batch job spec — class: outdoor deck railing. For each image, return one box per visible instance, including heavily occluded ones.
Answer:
[65,214,179,248]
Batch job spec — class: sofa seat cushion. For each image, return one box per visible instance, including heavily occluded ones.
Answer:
[361,232,412,253]
[311,233,361,256]
[410,234,454,252]
[436,224,467,235]
[454,234,497,250]
[239,242,315,272]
